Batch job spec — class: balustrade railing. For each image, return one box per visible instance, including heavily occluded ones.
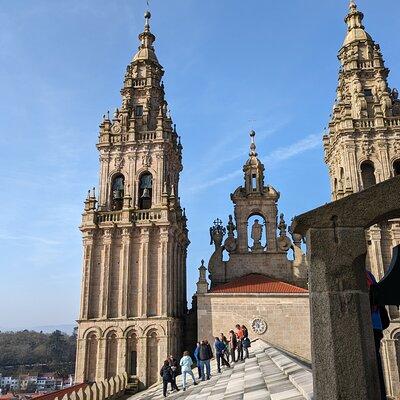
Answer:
[54,373,128,400]
[132,210,162,222]
[97,211,122,223]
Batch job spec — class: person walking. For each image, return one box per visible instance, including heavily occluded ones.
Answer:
[242,325,250,359]
[228,330,237,363]
[160,359,178,398]
[366,271,389,400]
[193,342,202,379]
[235,324,244,361]
[168,355,180,393]
[214,337,230,373]
[198,340,213,380]
[179,351,198,391]
[220,333,229,362]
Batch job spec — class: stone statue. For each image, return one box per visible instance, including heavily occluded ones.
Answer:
[251,219,263,251]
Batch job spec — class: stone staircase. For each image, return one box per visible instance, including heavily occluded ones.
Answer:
[128,339,313,399]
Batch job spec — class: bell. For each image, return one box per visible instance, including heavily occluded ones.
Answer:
[113,189,123,200]
[141,188,150,198]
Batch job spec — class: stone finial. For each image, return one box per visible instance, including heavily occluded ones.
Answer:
[278,213,287,237]
[196,259,208,294]
[84,187,97,211]
[249,130,257,157]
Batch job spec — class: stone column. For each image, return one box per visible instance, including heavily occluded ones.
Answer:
[117,335,127,376]
[118,229,131,317]
[137,336,147,388]
[75,337,86,383]
[100,230,113,318]
[307,226,381,400]
[97,337,107,381]
[381,337,400,398]
[159,229,169,316]
[138,228,149,317]
[80,234,94,320]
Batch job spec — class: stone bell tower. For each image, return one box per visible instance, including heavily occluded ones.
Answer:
[323,1,400,396]
[207,131,307,288]
[75,11,189,389]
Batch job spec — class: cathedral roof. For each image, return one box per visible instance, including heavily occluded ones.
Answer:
[210,274,308,294]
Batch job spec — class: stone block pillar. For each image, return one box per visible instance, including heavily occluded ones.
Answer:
[307,226,381,400]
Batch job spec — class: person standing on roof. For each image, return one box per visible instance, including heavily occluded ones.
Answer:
[179,351,198,391]
[235,324,244,361]
[193,342,202,379]
[214,337,230,373]
[366,270,389,400]
[228,330,237,363]
[198,340,213,380]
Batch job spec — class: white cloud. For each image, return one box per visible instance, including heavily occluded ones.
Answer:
[0,233,61,246]
[187,134,321,193]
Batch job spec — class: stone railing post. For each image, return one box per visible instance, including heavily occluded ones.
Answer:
[307,226,381,400]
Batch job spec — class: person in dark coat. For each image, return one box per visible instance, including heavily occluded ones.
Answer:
[367,271,389,400]
[168,355,180,393]
[160,359,178,397]
[198,340,213,380]
[241,325,250,359]
[214,337,230,373]
[228,330,237,363]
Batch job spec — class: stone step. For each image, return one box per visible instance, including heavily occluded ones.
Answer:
[222,358,246,399]
[255,349,306,400]
[265,347,313,400]
[207,368,234,400]
[243,353,271,400]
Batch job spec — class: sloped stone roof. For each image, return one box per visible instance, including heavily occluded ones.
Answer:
[209,274,308,294]
[128,339,313,399]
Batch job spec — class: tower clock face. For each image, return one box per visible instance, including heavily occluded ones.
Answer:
[251,318,267,335]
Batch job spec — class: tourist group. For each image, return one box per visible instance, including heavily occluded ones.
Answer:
[159,324,251,397]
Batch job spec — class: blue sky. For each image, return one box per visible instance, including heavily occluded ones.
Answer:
[1,0,399,330]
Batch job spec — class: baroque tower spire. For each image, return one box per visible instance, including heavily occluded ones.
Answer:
[324,2,400,200]
[76,10,189,389]
[323,5,400,396]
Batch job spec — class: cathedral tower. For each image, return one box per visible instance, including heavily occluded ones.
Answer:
[75,12,189,389]
[324,2,400,396]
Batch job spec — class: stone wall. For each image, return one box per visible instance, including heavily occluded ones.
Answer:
[196,293,311,361]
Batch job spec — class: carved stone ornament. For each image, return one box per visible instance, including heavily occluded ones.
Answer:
[111,121,122,134]
[142,152,152,167]
[251,318,267,335]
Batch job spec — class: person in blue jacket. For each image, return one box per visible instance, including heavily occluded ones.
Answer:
[214,337,230,373]
[193,342,201,379]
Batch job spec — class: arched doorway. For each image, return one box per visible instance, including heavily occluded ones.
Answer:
[126,331,138,377]
[85,332,98,383]
[146,330,159,386]
[106,331,118,379]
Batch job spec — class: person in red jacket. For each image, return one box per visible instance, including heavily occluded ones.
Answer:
[235,324,244,361]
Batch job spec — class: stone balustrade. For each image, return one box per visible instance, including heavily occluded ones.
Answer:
[95,209,164,225]
[55,373,128,400]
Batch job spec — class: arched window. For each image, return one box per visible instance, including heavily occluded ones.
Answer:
[85,333,98,383]
[361,161,376,189]
[126,331,138,377]
[139,173,153,209]
[111,174,125,210]
[106,331,118,379]
[247,214,267,251]
[393,160,400,176]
